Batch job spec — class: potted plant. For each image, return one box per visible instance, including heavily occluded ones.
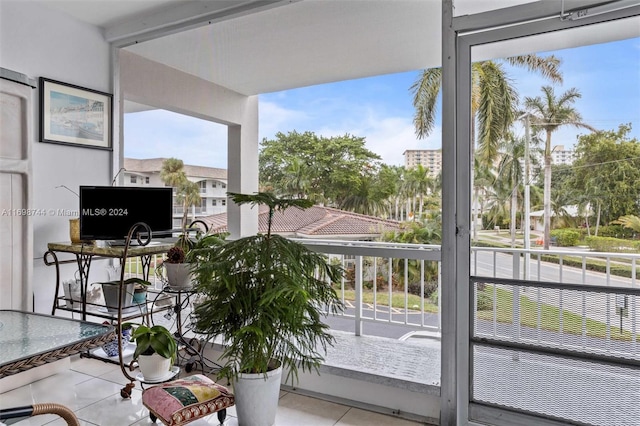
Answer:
[128,323,178,382]
[157,223,207,289]
[160,246,193,289]
[95,277,151,313]
[188,192,344,426]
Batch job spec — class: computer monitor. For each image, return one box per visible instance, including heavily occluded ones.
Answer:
[79,186,173,241]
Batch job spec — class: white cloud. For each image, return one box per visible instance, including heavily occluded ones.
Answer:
[316,112,441,166]
[259,101,309,140]
[125,110,228,168]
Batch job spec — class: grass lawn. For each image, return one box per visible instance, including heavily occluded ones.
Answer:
[477,287,634,341]
[124,257,161,278]
[337,288,439,313]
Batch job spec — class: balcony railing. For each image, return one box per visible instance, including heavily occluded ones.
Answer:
[123,239,639,424]
[126,240,640,340]
[173,207,206,215]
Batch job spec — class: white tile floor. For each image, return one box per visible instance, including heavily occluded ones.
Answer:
[0,357,424,426]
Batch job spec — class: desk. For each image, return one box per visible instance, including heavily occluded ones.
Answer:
[0,310,115,378]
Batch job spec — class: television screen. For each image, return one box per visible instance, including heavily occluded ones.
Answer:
[79,186,173,241]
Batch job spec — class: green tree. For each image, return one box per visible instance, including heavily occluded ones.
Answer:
[404,164,434,219]
[259,131,381,206]
[613,215,640,234]
[160,158,187,187]
[176,180,201,230]
[495,133,526,245]
[571,125,640,228]
[524,86,596,249]
[160,158,201,230]
[412,55,562,165]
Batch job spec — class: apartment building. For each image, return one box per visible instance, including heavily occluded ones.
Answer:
[123,158,227,228]
[403,149,442,175]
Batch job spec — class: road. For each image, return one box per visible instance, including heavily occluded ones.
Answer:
[327,249,638,338]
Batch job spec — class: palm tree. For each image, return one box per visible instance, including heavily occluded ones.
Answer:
[160,158,203,230]
[412,55,562,165]
[176,180,201,230]
[412,54,562,240]
[613,215,640,233]
[495,133,526,246]
[524,86,597,249]
[160,158,187,188]
[405,164,433,219]
[282,158,311,199]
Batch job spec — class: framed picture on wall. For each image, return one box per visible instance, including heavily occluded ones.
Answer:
[39,77,112,150]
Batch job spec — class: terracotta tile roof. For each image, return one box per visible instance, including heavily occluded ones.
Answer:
[124,158,227,180]
[200,205,400,239]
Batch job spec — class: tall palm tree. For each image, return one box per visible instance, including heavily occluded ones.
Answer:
[412,55,563,165]
[282,158,311,199]
[495,133,526,246]
[176,180,201,230]
[405,164,433,219]
[412,54,562,240]
[472,159,496,241]
[524,86,597,249]
[160,158,187,188]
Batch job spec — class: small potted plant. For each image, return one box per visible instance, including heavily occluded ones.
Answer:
[128,323,177,382]
[160,246,193,289]
[95,277,151,313]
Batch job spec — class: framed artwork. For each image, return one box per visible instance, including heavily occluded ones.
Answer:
[39,77,112,150]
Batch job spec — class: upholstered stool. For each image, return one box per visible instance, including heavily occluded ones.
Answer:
[142,374,235,425]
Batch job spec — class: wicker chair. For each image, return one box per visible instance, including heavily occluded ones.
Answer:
[0,403,80,426]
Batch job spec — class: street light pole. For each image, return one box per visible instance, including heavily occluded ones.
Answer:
[524,114,531,280]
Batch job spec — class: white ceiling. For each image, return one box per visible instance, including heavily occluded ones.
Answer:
[37,0,639,98]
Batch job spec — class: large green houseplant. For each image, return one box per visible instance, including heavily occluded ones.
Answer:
[188,192,343,426]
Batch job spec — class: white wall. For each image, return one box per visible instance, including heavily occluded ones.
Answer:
[0,1,113,312]
[119,50,259,238]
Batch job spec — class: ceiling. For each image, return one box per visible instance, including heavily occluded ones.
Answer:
[37,0,639,99]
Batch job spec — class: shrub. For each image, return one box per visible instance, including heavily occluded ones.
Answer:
[407,280,438,298]
[476,291,493,311]
[584,236,640,252]
[597,225,636,239]
[550,229,581,247]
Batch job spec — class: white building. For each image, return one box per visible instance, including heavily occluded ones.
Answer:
[124,158,227,228]
[403,149,442,175]
[551,144,575,165]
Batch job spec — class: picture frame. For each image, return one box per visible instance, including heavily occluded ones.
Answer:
[39,77,112,150]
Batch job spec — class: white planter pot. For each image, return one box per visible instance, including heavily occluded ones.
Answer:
[101,282,135,313]
[165,263,193,289]
[138,353,172,382]
[233,365,282,426]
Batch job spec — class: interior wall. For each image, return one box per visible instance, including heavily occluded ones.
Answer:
[0,1,113,313]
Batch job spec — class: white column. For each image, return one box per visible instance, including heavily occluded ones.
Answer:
[227,95,259,239]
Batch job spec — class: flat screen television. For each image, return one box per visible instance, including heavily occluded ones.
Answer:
[79,186,173,241]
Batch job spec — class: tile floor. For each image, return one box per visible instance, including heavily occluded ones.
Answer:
[0,356,424,426]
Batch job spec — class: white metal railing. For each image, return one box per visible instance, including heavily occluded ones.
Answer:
[173,207,206,215]
[297,239,442,336]
[124,241,640,339]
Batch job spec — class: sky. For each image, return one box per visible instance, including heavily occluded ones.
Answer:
[124,37,640,170]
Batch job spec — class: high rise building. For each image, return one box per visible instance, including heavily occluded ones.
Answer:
[403,149,442,176]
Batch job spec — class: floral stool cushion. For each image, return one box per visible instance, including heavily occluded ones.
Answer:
[142,374,235,425]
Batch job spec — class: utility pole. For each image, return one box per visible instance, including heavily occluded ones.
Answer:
[524,114,531,280]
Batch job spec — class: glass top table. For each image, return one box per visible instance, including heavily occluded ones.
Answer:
[0,310,115,378]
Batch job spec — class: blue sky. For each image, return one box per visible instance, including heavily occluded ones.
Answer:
[125,37,639,169]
